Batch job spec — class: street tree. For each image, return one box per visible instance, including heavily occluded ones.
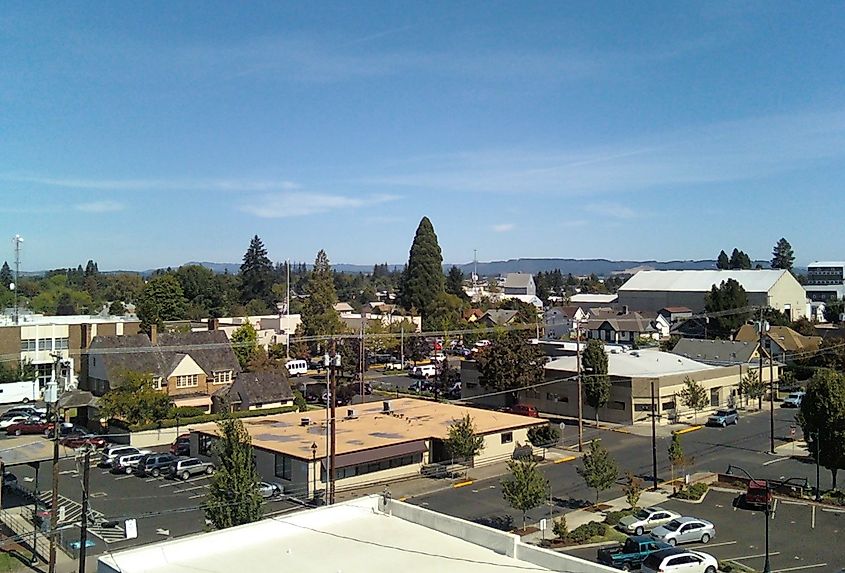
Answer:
[623,472,644,509]
[239,235,274,305]
[424,292,465,331]
[577,440,619,506]
[527,424,561,449]
[798,369,845,490]
[501,459,550,530]
[108,301,126,316]
[679,377,708,424]
[771,237,795,271]
[231,323,260,370]
[445,265,467,299]
[301,250,345,341]
[475,331,545,404]
[716,250,730,270]
[739,370,765,409]
[98,371,173,425]
[399,217,445,316]
[704,278,750,337]
[446,414,485,465]
[406,335,432,365]
[582,340,610,422]
[205,416,264,529]
[823,300,844,324]
[667,433,685,490]
[136,274,188,335]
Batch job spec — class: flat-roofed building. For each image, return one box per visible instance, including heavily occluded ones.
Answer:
[97,495,616,573]
[189,398,545,498]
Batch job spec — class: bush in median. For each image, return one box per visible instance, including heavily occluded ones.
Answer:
[673,482,709,501]
[566,521,606,544]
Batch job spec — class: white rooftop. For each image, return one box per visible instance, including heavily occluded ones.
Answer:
[546,348,714,378]
[618,269,787,293]
[0,313,137,327]
[98,496,613,573]
[807,261,845,268]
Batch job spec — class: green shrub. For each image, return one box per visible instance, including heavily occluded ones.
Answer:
[527,424,561,448]
[567,521,606,543]
[169,406,207,418]
[673,482,709,500]
[293,390,307,412]
[603,509,635,526]
[552,516,568,540]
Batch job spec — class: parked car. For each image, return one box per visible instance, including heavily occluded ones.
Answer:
[167,457,215,481]
[170,434,191,456]
[507,404,539,418]
[781,391,805,408]
[640,548,718,573]
[60,433,108,449]
[5,405,47,417]
[650,517,716,546]
[2,473,17,489]
[597,535,673,570]
[410,365,437,379]
[6,419,53,436]
[706,408,739,427]
[384,360,405,371]
[618,506,682,536]
[258,482,283,499]
[100,445,143,468]
[111,453,146,475]
[408,380,433,394]
[135,453,179,477]
[0,414,31,429]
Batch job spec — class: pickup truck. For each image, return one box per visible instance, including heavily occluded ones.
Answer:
[597,536,673,570]
[744,479,772,510]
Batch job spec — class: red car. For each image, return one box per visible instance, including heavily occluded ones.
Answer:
[60,433,108,449]
[170,434,190,456]
[507,404,539,418]
[6,419,53,436]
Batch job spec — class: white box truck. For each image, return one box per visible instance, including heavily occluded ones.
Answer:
[0,381,40,404]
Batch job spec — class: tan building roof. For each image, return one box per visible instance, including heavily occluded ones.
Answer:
[190,398,543,460]
[735,324,822,353]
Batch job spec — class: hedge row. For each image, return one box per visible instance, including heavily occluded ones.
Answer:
[128,405,300,432]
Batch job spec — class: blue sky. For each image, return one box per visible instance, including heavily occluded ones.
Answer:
[2,2,845,270]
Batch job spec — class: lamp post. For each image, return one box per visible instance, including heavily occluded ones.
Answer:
[813,431,821,502]
[310,442,318,503]
[727,464,771,573]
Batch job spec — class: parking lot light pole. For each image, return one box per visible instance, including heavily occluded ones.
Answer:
[310,442,318,502]
[727,465,771,573]
[813,431,821,502]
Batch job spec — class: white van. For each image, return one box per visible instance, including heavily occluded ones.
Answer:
[411,364,437,379]
[285,360,308,377]
[0,381,40,405]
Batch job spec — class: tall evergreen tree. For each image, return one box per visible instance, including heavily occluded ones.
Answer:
[771,237,795,271]
[729,248,752,270]
[704,278,750,337]
[205,417,264,529]
[400,217,445,315]
[239,235,274,305]
[301,250,345,338]
[445,265,466,299]
[716,250,730,270]
[84,259,98,277]
[0,262,11,287]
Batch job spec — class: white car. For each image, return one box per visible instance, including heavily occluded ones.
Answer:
[258,482,283,498]
[617,506,682,536]
[111,453,146,474]
[641,549,717,573]
[0,415,31,429]
[782,391,805,408]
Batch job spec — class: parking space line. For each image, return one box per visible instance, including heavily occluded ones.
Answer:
[811,505,815,529]
[691,541,737,549]
[772,564,827,572]
[114,475,134,480]
[177,485,207,493]
[771,498,778,519]
[781,500,806,506]
[730,551,781,561]
[188,493,206,500]
[821,507,845,514]
[763,457,788,466]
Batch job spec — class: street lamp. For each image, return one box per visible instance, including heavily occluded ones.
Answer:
[310,442,318,502]
[726,464,772,573]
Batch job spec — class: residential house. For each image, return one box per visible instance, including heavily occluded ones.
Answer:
[658,306,694,323]
[477,309,519,328]
[735,324,822,364]
[618,270,807,319]
[583,309,670,344]
[86,328,240,412]
[462,308,484,323]
[501,273,543,307]
[212,370,294,412]
[543,306,588,340]
[333,302,355,314]
[670,338,762,366]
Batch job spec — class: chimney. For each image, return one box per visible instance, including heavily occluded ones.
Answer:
[346,408,357,419]
[208,318,219,331]
[149,324,158,345]
[300,417,311,426]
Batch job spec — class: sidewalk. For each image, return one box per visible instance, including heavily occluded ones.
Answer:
[773,439,808,458]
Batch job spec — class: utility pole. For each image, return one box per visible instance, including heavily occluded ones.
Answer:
[12,235,23,325]
[400,325,405,368]
[769,346,775,455]
[47,356,62,573]
[758,307,765,413]
[285,259,290,360]
[814,431,821,501]
[78,447,92,573]
[576,320,584,452]
[327,341,339,505]
[650,381,658,491]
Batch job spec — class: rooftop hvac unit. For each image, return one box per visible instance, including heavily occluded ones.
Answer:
[382,400,392,413]
[300,417,311,427]
[346,408,357,419]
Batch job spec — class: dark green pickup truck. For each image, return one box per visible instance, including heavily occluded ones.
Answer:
[596,536,672,570]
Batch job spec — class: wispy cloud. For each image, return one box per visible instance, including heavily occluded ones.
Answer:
[364,108,845,196]
[584,202,637,219]
[492,223,515,233]
[240,192,398,218]
[3,175,300,192]
[75,200,125,213]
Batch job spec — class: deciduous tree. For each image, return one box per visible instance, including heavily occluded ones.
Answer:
[98,371,172,425]
[582,340,610,422]
[667,433,685,489]
[231,323,260,370]
[475,331,545,404]
[679,377,708,424]
[446,414,485,464]
[798,369,845,490]
[501,459,550,529]
[205,416,264,529]
[577,440,619,506]
[136,274,188,334]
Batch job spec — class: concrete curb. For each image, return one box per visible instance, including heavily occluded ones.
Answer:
[673,425,703,436]
[669,488,710,504]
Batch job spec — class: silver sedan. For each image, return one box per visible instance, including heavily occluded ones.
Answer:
[650,517,716,546]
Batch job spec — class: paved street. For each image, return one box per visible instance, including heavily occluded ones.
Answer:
[562,490,845,573]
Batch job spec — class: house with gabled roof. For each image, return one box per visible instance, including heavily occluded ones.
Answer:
[86,327,240,412]
[735,324,821,364]
[212,370,294,413]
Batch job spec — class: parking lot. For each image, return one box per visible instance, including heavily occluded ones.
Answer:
[563,490,845,572]
[3,442,302,555]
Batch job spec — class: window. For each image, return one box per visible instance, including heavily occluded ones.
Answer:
[275,454,292,480]
[212,370,232,385]
[36,363,52,385]
[198,434,214,456]
[54,338,69,350]
[152,377,165,390]
[38,339,52,351]
[635,403,653,412]
[175,374,198,388]
[661,400,676,411]
[20,339,36,352]
[501,432,513,444]
[607,401,626,410]
[320,453,422,483]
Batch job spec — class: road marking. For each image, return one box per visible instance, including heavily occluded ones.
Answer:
[821,507,845,514]
[114,475,134,480]
[771,498,778,519]
[763,457,788,466]
[772,564,827,572]
[553,456,576,464]
[177,484,208,493]
[673,426,703,435]
[691,541,737,548]
[453,480,473,488]
[730,551,781,561]
[188,493,207,500]
[811,505,815,529]
[90,492,107,498]
[58,470,76,475]
[781,500,806,506]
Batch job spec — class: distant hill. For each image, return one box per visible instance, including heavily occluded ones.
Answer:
[176,258,772,277]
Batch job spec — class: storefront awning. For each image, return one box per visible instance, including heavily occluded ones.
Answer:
[321,440,428,469]
[173,396,213,409]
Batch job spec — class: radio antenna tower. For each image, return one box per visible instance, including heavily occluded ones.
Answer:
[12,234,23,325]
